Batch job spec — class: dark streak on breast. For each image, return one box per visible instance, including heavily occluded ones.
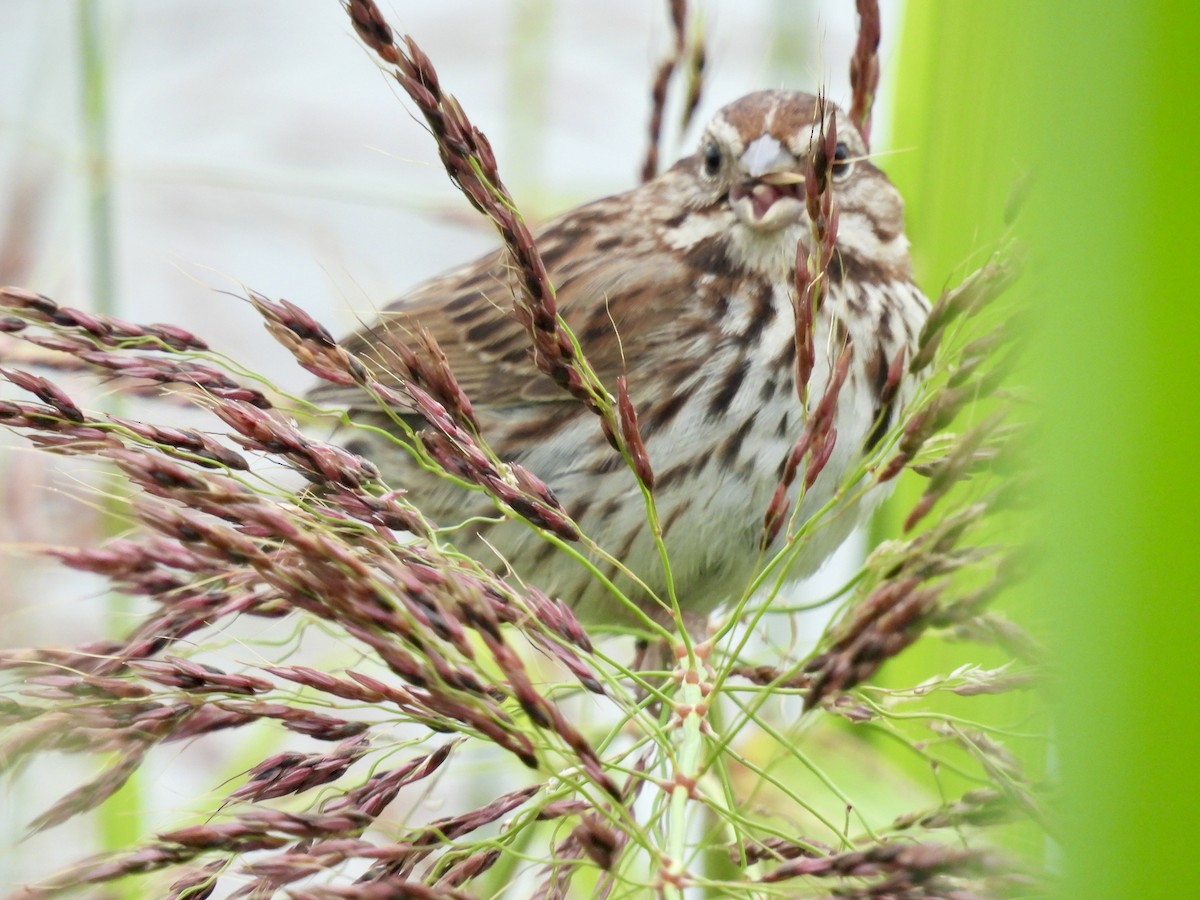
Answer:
[504,410,568,444]
[738,281,777,346]
[773,336,796,369]
[612,528,641,570]
[864,342,893,452]
[588,453,627,477]
[532,539,560,566]
[877,305,894,345]
[569,496,593,525]
[827,252,844,284]
[830,316,848,349]
[656,460,696,490]
[707,356,749,418]
[660,497,694,536]
[684,235,735,277]
[838,250,900,286]
[718,414,756,466]
[595,494,624,524]
[646,391,690,431]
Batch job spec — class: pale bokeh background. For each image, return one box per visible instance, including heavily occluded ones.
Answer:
[0,0,905,888]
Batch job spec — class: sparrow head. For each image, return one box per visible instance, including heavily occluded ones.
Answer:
[686,90,910,276]
[691,91,871,223]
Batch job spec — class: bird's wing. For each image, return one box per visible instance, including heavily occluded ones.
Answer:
[308,185,710,415]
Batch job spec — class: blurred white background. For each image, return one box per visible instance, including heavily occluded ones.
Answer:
[0,0,905,889]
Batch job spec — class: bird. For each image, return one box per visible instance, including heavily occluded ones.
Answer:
[308,90,929,638]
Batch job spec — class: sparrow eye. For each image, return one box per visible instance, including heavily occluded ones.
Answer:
[832,141,853,180]
[702,140,722,177]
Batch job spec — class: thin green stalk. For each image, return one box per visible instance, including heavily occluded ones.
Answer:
[77,3,143,891]
[506,0,554,204]
[663,656,706,897]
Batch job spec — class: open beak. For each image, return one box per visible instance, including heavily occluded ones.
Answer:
[760,171,806,186]
[730,136,806,229]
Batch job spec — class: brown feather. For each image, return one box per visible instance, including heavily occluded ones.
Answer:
[305,91,930,630]
[308,161,709,415]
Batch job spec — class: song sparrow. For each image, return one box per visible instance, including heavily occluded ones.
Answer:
[310,90,929,634]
